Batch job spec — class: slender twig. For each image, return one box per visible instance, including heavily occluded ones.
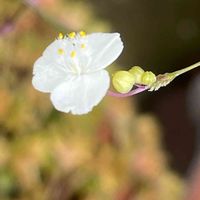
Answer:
[149,61,200,91]
[172,61,200,77]
[107,85,149,97]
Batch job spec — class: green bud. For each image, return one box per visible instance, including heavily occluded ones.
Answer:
[129,66,144,84]
[141,71,156,86]
[112,71,135,93]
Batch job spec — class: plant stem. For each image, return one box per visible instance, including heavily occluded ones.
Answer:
[172,61,200,78]
[107,85,149,97]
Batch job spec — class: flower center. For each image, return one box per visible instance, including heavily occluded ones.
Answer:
[57,31,88,75]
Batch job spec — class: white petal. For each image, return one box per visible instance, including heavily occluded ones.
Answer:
[50,70,110,115]
[32,57,71,93]
[87,33,123,71]
[43,39,73,63]
[42,39,91,74]
[42,39,82,73]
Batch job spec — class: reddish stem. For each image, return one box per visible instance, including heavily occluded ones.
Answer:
[107,85,149,97]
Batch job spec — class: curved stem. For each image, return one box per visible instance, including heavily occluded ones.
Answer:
[107,85,149,97]
[172,61,200,78]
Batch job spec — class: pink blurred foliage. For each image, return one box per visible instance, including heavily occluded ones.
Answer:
[0,21,15,37]
[25,0,56,7]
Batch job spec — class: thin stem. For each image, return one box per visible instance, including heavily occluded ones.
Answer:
[172,61,200,78]
[107,85,149,98]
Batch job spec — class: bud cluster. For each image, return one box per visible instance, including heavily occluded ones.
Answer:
[112,66,156,94]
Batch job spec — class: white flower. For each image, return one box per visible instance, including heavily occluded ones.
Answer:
[32,31,123,114]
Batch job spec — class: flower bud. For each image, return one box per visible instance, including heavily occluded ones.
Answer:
[112,71,135,93]
[141,71,156,86]
[129,66,144,84]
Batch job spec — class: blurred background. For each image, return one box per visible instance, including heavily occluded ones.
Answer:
[0,0,200,199]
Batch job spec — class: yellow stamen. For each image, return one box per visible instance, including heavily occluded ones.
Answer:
[80,43,86,49]
[79,31,86,37]
[58,32,64,39]
[58,48,64,55]
[68,32,76,39]
[70,50,76,58]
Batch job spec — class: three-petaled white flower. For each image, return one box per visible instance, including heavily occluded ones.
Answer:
[32,31,123,114]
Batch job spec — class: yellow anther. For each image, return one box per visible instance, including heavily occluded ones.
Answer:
[57,48,64,55]
[112,71,135,94]
[79,31,86,37]
[58,32,64,39]
[68,32,76,39]
[70,50,76,58]
[80,43,86,49]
